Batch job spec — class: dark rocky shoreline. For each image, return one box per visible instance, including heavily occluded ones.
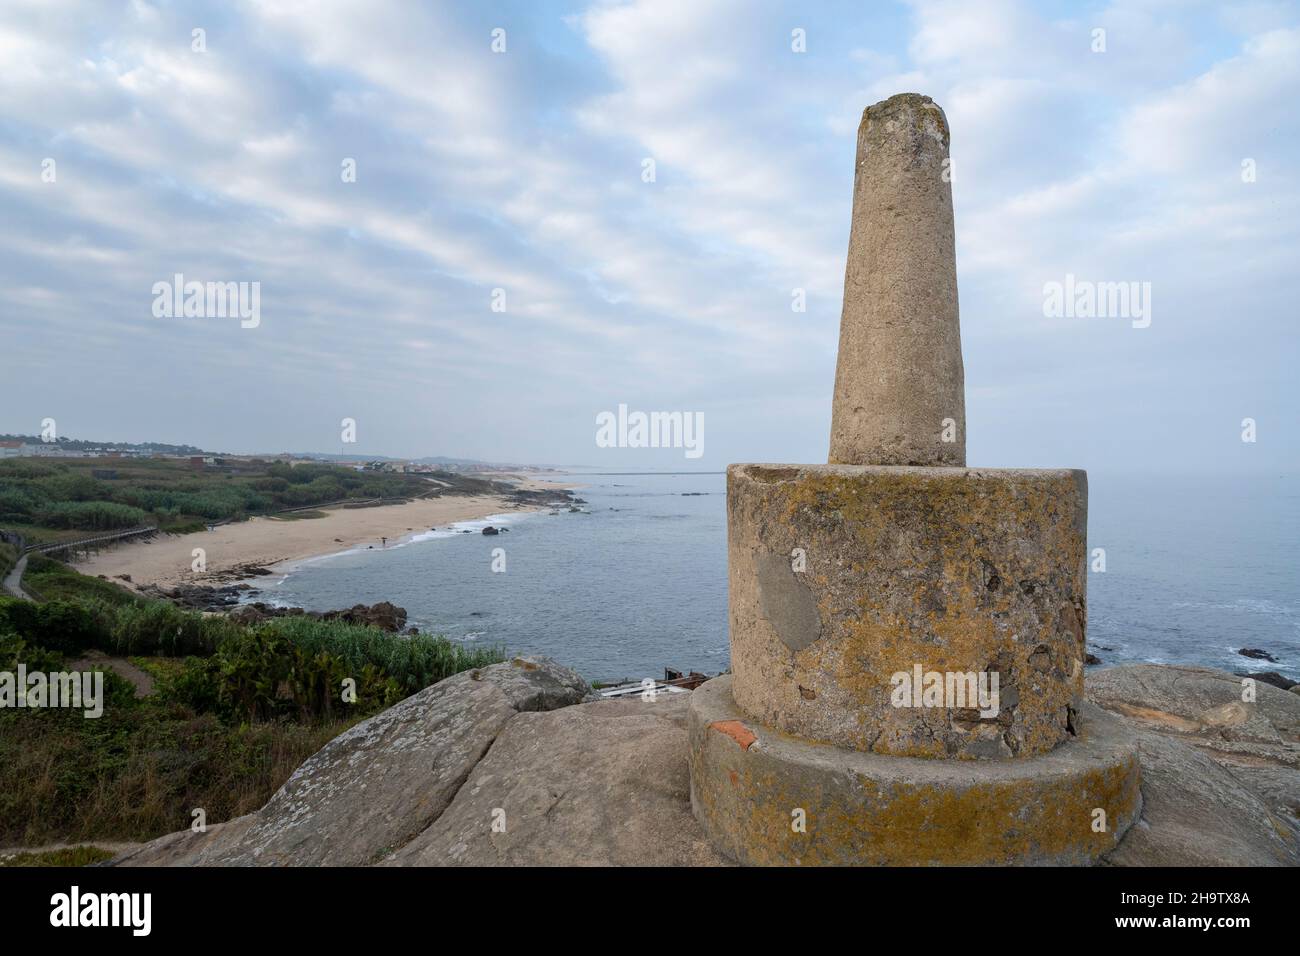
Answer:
[131,482,581,619]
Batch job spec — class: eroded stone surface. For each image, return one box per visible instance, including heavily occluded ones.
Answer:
[1088,664,1300,751]
[754,551,821,651]
[108,815,257,867]
[728,463,1088,759]
[385,693,730,867]
[106,664,1297,867]
[112,656,593,867]
[1100,727,1299,867]
[689,675,1141,866]
[1090,664,1300,864]
[829,93,965,467]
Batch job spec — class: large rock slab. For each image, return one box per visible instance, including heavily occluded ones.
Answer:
[110,661,1299,868]
[113,657,592,866]
[1101,727,1298,866]
[108,815,257,867]
[1090,665,1300,866]
[384,692,730,866]
[1088,664,1300,753]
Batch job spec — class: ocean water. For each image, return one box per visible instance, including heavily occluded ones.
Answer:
[1086,472,1298,677]
[245,470,1298,683]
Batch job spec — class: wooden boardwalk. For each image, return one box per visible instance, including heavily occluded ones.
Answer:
[24,525,157,556]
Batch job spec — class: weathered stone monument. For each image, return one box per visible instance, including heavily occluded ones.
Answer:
[687,93,1142,865]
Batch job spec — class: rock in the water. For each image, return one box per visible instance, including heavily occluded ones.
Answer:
[141,581,246,612]
[227,600,409,632]
[384,693,730,867]
[226,602,298,625]
[1239,647,1280,663]
[482,526,499,535]
[318,600,407,632]
[1238,670,1298,690]
[1089,664,1300,866]
[111,657,593,867]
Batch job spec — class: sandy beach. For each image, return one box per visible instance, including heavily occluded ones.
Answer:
[74,492,549,590]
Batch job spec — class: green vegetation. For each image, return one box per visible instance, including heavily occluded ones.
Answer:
[254,615,499,694]
[0,699,355,846]
[269,509,328,520]
[0,846,117,867]
[0,587,502,686]
[0,560,506,849]
[34,500,149,531]
[165,629,403,722]
[0,540,16,582]
[19,553,139,605]
[0,456,444,546]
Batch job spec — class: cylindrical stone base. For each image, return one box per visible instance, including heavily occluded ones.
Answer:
[688,675,1141,866]
[728,463,1088,759]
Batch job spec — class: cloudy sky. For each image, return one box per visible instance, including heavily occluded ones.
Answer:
[1,0,1296,471]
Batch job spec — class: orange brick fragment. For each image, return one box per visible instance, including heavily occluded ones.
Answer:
[710,720,757,751]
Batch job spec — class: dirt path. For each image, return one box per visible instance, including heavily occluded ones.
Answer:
[2,553,29,599]
[67,650,155,697]
[0,841,143,864]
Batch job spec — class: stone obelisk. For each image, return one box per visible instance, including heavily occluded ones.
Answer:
[829,93,965,467]
[686,93,1142,866]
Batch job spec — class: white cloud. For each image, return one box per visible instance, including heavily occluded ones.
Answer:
[0,0,1295,470]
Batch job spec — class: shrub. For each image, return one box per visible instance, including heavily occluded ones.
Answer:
[109,601,216,657]
[0,632,66,673]
[260,616,505,694]
[0,632,136,708]
[42,472,104,503]
[33,602,115,654]
[0,598,114,655]
[0,701,356,845]
[164,630,401,723]
[0,488,40,516]
[20,554,139,607]
[0,598,36,640]
[0,541,17,582]
[0,846,115,867]
[34,501,148,531]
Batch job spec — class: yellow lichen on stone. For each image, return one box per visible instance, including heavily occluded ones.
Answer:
[689,677,1141,866]
[727,465,1086,759]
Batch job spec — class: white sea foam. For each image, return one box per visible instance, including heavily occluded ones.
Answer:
[240,510,542,601]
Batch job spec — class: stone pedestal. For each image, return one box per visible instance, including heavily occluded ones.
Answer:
[687,464,1141,865]
[688,675,1141,866]
[687,93,1140,865]
[726,463,1088,760]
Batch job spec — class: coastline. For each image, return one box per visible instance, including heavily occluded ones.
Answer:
[74,479,575,591]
